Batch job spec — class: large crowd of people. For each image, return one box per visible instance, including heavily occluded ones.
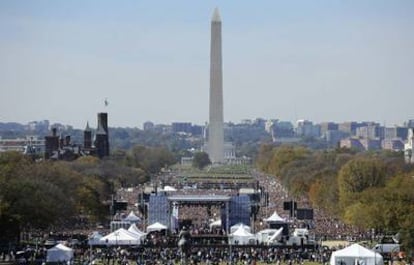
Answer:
[84,245,331,265]
[115,172,367,242]
[4,171,384,265]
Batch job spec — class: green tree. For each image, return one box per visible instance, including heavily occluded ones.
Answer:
[337,157,387,208]
[265,145,308,177]
[192,152,211,169]
[127,145,176,177]
[342,188,384,229]
[0,152,112,242]
[341,171,414,251]
[255,144,274,172]
[308,172,339,214]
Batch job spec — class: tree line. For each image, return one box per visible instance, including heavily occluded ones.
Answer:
[0,144,178,244]
[256,144,414,251]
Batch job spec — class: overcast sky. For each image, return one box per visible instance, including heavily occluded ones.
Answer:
[1,1,413,129]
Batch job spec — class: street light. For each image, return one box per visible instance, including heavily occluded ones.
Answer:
[115,231,119,246]
[228,234,233,265]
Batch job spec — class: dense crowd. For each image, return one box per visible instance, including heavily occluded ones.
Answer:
[5,171,378,265]
[115,173,368,242]
[85,245,331,265]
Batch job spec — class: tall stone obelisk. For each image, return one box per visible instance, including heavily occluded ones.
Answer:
[208,7,225,164]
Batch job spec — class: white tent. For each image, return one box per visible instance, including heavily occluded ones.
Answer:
[229,226,256,245]
[100,228,142,245]
[230,223,251,233]
[330,244,383,265]
[128,223,146,238]
[265,211,286,223]
[88,231,104,246]
[123,211,141,223]
[46,244,74,262]
[146,222,167,232]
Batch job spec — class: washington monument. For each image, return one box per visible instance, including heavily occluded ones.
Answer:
[207,7,225,164]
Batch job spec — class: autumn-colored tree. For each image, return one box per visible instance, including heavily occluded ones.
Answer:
[308,174,339,214]
[342,187,384,229]
[0,152,112,242]
[127,145,176,176]
[337,157,387,208]
[256,144,274,172]
[341,171,414,250]
[266,145,308,177]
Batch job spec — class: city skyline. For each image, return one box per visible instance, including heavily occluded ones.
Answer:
[1,1,413,129]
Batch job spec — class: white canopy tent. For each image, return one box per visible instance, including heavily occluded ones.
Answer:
[230,223,251,233]
[88,231,104,246]
[123,211,141,223]
[146,222,167,233]
[330,244,383,265]
[46,244,74,262]
[100,228,142,245]
[128,223,146,238]
[265,211,286,223]
[229,226,256,245]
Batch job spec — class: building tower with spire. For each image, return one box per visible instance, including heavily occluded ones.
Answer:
[95,112,109,158]
[83,122,92,149]
[207,7,225,164]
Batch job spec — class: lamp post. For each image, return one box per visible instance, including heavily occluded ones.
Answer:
[89,241,92,265]
[115,231,119,246]
[228,234,232,265]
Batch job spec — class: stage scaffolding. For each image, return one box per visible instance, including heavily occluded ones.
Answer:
[147,194,251,234]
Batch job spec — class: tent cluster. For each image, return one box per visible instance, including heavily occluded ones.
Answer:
[89,211,288,246]
[228,222,284,245]
[89,223,147,246]
[231,211,287,245]
[89,211,289,247]
[88,214,170,246]
[88,211,149,246]
[214,211,287,245]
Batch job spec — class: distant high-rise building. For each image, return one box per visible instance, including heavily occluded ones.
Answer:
[296,120,320,138]
[207,7,225,164]
[172,122,193,134]
[319,122,338,135]
[338,122,359,135]
[355,124,381,139]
